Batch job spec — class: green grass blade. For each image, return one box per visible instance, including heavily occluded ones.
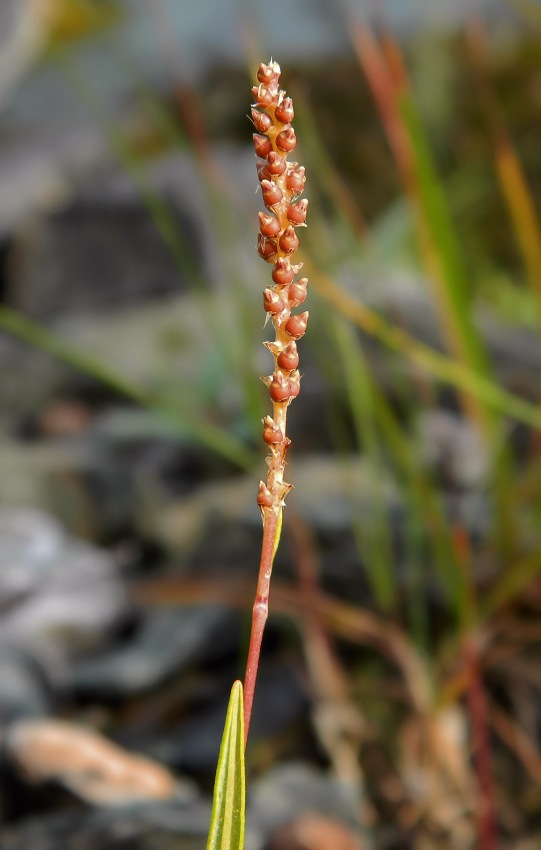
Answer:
[206,680,246,850]
[398,94,495,428]
[331,315,396,609]
[304,261,541,432]
[0,305,256,470]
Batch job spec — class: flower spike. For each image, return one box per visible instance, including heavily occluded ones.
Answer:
[244,60,309,746]
[251,59,309,516]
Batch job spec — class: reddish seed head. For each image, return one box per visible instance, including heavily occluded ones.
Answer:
[287,199,309,225]
[286,166,306,195]
[257,480,273,508]
[262,415,284,444]
[288,370,301,398]
[272,257,295,286]
[277,341,299,371]
[263,287,286,313]
[269,371,293,403]
[288,277,308,306]
[266,151,286,176]
[253,133,273,158]
[278,226,299,255]
[275,97,294,124]
[257,62,280,85]
[258,234,278,261]
[276,127,297,152]
[252,85,275,108]
[258,212,281,238]
[261,179,283,208]
[285,311,309,339]
[251,107,272,134]
[256,161,270,182]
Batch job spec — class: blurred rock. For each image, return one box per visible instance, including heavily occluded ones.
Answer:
[0,0,49,109]
[416,409,490,487]
[72,606,241,698]
[149,661,310,775]
[0,507,126,655]
[361,271,541,400]
[0,802,212,850]
[0,645,54,723]
[250,762,367,849]
[147,455,401,556]
[0,438,133,538]
[6,152,226,319]
[266,814,365,850]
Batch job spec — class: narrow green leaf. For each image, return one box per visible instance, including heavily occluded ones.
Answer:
[206,680,246,850]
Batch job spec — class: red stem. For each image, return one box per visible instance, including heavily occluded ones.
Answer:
[465,638,498,850]
[243,508,278,747]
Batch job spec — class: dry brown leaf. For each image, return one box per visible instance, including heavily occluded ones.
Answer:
[8,718,178,805]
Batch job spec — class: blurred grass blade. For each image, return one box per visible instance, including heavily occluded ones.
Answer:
[331,315,396,609]
[206,680,246,850]
[0,305,255,470]
[466,15,541,325]
[482,547,541,618]
[303,259,541,431]
[347,13,494,433]
[292,86,367,242]
[397,93,492,382]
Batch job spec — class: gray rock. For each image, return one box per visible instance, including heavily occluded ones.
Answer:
[359,271,541,399]
[149,661,309,775]
[72,606,240,697]
[0,438,133,537]
[249,762,368,847]
[0,645,53,722]
[416,409,490,487]
[146,454,402,558]
[6,151,231,320]
[0,802,212,850]
[0,507,126,656]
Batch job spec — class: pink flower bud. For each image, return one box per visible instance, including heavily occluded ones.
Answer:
[277,341,299,371]
[263,287,286,313]
[285,311,309,339]
[257,480,273,508]
[275,97,294,124]
[278,226,299,255]
[258,212,281,238]
[272,258,294,286]
[287,199,309,225]
[253,133,273,158]
[286,166,306,195]
[288,277,308,306]
[262,415,284,444]
[251,107,273,134]
[261,180,283,208]
[276,127,297,152]
[258,234,278,260]
[266,151,286,176]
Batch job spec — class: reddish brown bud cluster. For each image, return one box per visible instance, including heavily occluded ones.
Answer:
[252,60,308,514]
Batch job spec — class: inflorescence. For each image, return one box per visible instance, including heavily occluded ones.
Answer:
[252,59,308,518]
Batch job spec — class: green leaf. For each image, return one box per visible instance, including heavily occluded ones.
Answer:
[206,680,246,850]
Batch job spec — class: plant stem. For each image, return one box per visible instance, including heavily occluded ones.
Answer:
[464,638,498,850]
[243,508,279,745]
